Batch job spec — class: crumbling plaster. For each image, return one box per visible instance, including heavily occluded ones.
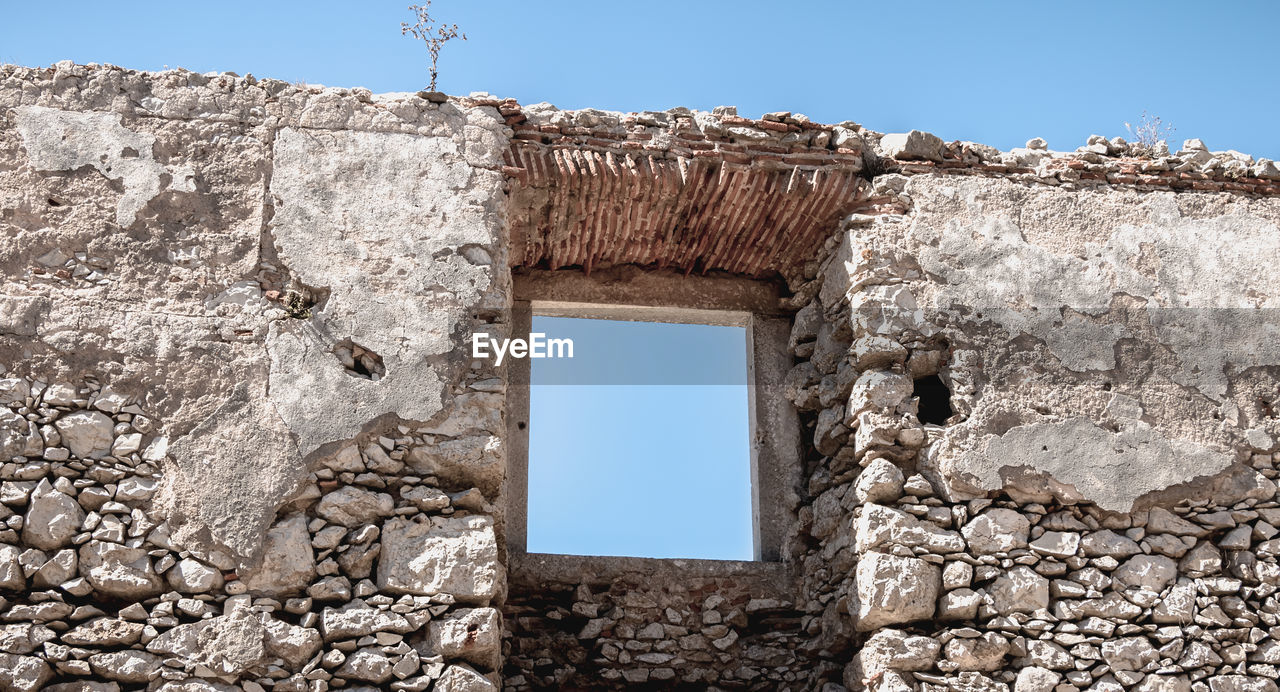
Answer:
[834,174,1280,512]
[266,124,508,458]
[2,64,513,566]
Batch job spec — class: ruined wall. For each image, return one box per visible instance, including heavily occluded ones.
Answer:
[0,63,511,691]
[785,138,1280,690]
[503,556,803,689]
[3,61,1280,692]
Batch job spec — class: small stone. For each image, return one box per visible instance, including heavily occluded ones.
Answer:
[1145,508,1206,537]
[944,632,1009,671]
[262,617,322,669]
[91,387,129,414]
[1180,138,1208,152]
[145,610,265,676]
[1015,666,1061,692]
[1081,529,1142,558]
[0,379,30,405]
[308,575,351,602]
[87,650,162,684]
[401,486,450,512]
[53,411,114,459]
[854,552,938,630]
[903,474,935,497]
[321,600,412,641]
[434,664,498,691]
[943,561,973,589]
[989,565,1049,615]
[961,508,1030,554]
[0,544,22,590]
[42,383,79,407]
[166,558,224,593]
[879,130,946,162]
[939,588,981,620]
[1101,636,1159,671]
[61,618,144,647]
[848,628,940,683]
[1029,531,1080,558]
[0,652,52,691]
[336,647,395,683]
[853,457,905,504]
[362,443,403,474]
[239,515,315,596]
[846,370,913,421]
[851,336,908,371]
[315,487,394,527]
[22,479,85,550]
[0,623,56,654]
[424,607,501,670]
[78,541,164,599]
[110,433,142,457]
[377,515,500,603]
[1112,554,1178,592]
[114,476,156,503]
[1178,540,1222,577]
[31,548,76,588]
[323,444,365,473]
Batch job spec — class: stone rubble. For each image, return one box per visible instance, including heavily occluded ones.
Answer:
[0,375,505,690]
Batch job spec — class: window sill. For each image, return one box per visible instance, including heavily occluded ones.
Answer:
[509,551,793,595]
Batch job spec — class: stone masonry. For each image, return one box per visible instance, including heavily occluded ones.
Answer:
[1,61,1279,691]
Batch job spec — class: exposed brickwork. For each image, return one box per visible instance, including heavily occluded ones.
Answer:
[499,102,869,278]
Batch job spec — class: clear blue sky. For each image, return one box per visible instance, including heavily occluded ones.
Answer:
[527,317,752,560]
[3,1,1279,158]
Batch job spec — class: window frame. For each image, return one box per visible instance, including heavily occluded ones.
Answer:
[504,269,802,575]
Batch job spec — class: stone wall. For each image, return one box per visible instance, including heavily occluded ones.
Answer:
[3,61,1280,691]
[1,63,511,691]
[502,556,801,689]
[783,168,1280,690]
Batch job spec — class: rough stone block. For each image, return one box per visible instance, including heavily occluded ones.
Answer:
[377,515,502,604]
[879,130,945,162]
[854,552,939,630]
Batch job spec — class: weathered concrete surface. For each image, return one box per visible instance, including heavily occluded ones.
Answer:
[908,183,1280,396]
[840,176,1280,510]
[267,124,508,457]
[1,63,511,566]
[944,415,1240,513]
[14,105,196,227]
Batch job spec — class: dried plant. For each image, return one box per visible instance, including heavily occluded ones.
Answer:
[401,2,467,92]
[1125,111,1175,149]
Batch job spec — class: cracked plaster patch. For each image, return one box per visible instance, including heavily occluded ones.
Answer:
[15,105,195,227]
[912,192,1280,399]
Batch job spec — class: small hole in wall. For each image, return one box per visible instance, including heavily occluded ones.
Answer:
[914,374,954,425]
[333,338,386,381]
